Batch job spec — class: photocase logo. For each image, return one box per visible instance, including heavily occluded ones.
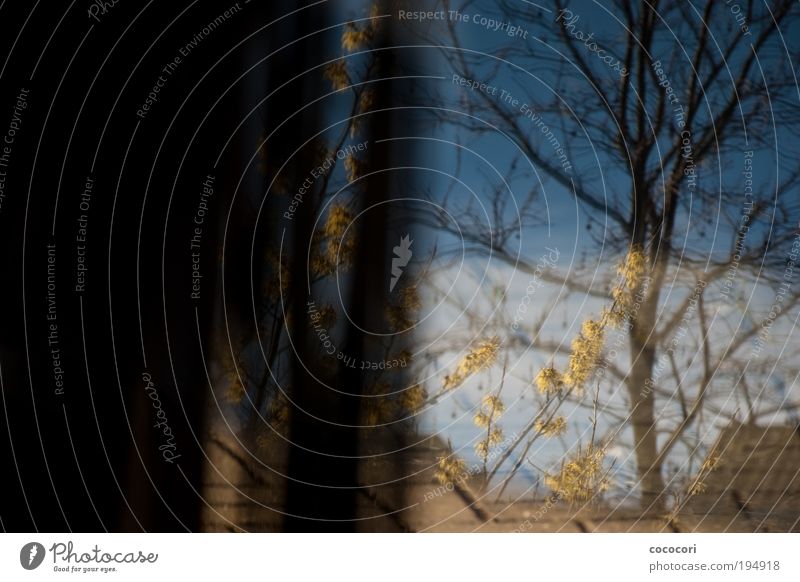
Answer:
[20,542,45,570]
[390,234,413,292]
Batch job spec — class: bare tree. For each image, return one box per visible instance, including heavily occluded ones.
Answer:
[412,0,800,510]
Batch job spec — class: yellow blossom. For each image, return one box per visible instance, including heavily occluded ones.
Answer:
[535,416,567,437]
[473,412,490,428]
[344,154,366,181]
[617,246,646,289]
[475,439,490,460]
[341,21,373,51]
[358,88,376,112]
[473,394,504,428]
[481,394,505,415]
[701,454,722,472]
[488,427,504,446]
[400,383,427,413]
[689,481,707,496]
[474,428,504,459]
[609,246,647,327]
[544,445,610,503]
[474,394,505,459]
[442,336,501,390]
[601,305,626,328]
[310,251,335,277]
[350,89,377,137]
[563,318,605,389]
[324,60,349,90]
[535,366,563,395]
[312,203,357,275]
[435,455,466,485]
[325,204,352,234]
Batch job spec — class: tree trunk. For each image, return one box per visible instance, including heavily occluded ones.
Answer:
[628,310,666,512]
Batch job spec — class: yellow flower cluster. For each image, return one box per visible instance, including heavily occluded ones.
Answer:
[358,88,376,112]
[688,481,707,496]
[473,393,505,460]
[535,416,567,438]
[311,203,357,276]
[344,153,366,182]
[473,393,505,427]
[363,380,428,425]
[435,455,467,485]
[475,434,504,460]
[563,318,605,389]
[325,203,352,235]
[310,252,331,277]
[608,247,647,327]
[324,59,349,91]
[342,23,373,52]
[544,446,609,503]
[700,454,722,472]
[488,427,505,445]
[688,452,722,497]
[617,246,646,290]
[400,383,427,413]
[534,317,605,397]
[475,428,504,460]
[535,366,563,395]
[341,6,381,52]
[442,336,501,390]
[350,89,377,138]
